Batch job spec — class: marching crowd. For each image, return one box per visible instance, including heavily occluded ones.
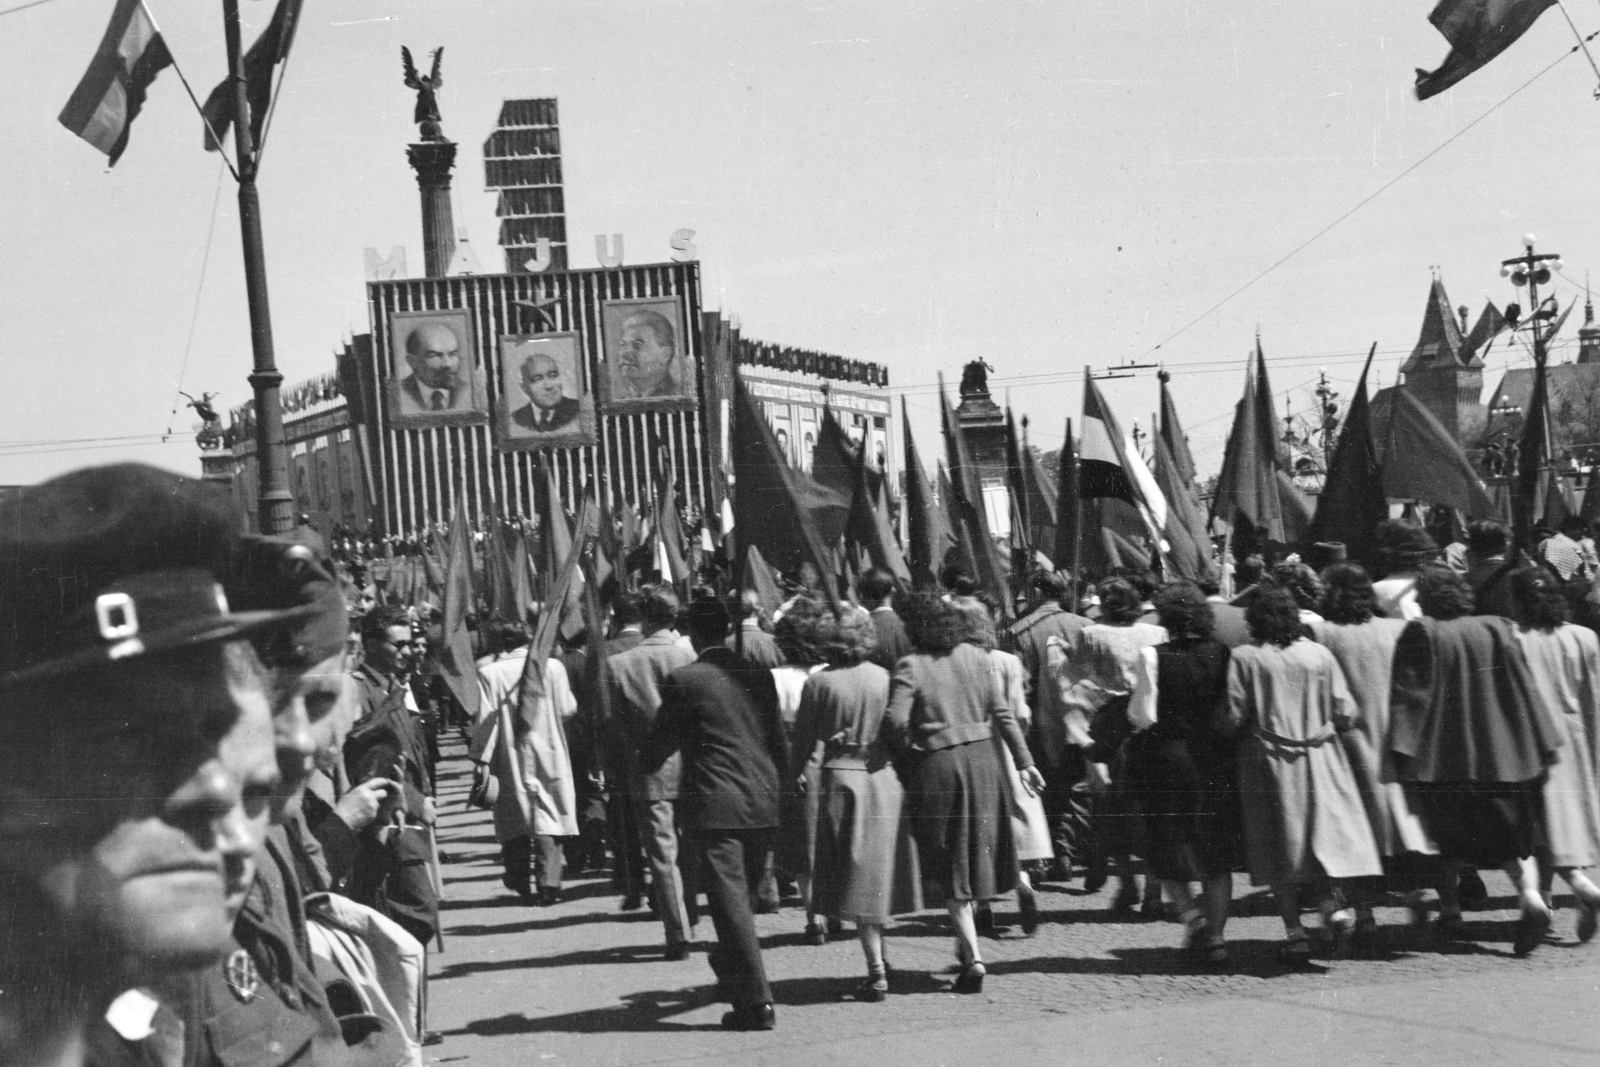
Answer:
[5,462,1600,1065]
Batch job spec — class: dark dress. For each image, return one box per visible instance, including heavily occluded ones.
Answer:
[1120,638,1240,881]
[885,643,1034,902]
[1389,616,1565,867]
[793,662,923,922]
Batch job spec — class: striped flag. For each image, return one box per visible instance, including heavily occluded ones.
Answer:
[58,0,173,166]
[1081,375,1169,564]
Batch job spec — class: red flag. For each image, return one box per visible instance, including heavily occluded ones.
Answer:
[939,375,1012,612]
[58,0,173,166]
[1053,418,1079,572]
[439,510,481,722]
[1307,345,1390,567]
[732,379,844,607]
[903,398,952,588]
[1416,0,1554,100]
[201,0,304,151]
[1381,386,1497,519]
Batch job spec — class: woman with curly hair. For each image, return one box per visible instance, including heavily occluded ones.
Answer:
[1310,563,1436,936]
[791,606,923,1000]
[772,595,831,942]
[1372,519,1438,620]
[884,593,1043,993]
[952,594,1053,936]
[1272,561,1325,625]
[1390,566,1566,954]
[1226,586,1382,964]
[1048,577,1168,911]
[1509,567,1600,942]
[1120,581,1238,962]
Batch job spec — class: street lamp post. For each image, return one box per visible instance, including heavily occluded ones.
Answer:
[1502,234,1563,550]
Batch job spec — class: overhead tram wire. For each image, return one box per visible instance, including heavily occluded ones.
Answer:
[166,161,229,435]
[0,0,61,16]
[1121,36,1592,368]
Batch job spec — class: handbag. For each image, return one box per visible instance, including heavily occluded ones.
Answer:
[467,761,499,810]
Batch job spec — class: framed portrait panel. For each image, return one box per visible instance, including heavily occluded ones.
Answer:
[385,308,488,427]
[597,296,695,414]
[496,333,597,450]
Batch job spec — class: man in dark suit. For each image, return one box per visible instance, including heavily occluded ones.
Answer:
[608,586,697,953]
[724,590,783,667]
[510,352,581,433]
[858,568,911,669]
[398,321,473,414]
[650,595,788,1031]
[1004,570,1091,880]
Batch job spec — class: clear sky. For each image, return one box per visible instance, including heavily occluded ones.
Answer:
[5,0,1600,486]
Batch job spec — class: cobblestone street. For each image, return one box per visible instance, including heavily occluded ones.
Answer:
[422,748,1600,1066]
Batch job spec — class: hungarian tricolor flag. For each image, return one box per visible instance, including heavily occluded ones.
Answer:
[58,0,173,166]
[1416,0,1554,100]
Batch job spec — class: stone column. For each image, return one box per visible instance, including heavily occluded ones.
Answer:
[407,140,458,278]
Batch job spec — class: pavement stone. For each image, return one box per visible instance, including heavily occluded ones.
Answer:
[422,743,1600,1066]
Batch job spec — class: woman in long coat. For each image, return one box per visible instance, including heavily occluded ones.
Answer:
[1120,582,1237,962]
[791,606,922,1001]
[772,596,830,943]
[1048,577,1167,911]
[953,595,1053,936]
[1389,567,1566,955]
[884,594,1044,994]
[1227,586,1382,963]
[1310,563,1436,934]
[1508,567,1600,942]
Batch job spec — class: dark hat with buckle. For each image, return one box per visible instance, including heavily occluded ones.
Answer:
[225,528,349,667]
[0,464,311,689]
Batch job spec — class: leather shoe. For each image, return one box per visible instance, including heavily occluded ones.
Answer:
[664,942,691,961]
[620,894,643,912]
[721,1003,776,1031]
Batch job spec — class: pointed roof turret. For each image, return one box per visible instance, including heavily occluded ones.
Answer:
[1401,275,1470,376]
[1579,277,1600,364]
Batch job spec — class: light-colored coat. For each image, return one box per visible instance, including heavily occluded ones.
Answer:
[477,652,579,840]
[988,648,1053,861]
[1227,639,1383,885]
[1310,618,1435,857]
[1516,623,1600,869]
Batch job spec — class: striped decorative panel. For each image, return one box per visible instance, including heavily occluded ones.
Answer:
[365,261,708,535]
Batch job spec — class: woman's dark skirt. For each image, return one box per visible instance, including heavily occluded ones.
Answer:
[1404,779,1546,868]
[1121,732,1243,882]
[910,738,1017,902]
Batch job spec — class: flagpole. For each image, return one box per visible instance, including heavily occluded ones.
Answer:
[223,0,292,533]
[1554,0,1600,94]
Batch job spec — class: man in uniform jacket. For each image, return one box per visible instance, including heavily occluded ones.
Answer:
[648,595,789,1031]
[608,585,698,954]
[347,607,440,948]
[1003,570,1090,877]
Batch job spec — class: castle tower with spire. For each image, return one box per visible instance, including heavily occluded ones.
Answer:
[1398,274,1487,443]
[1578,282,1600,364]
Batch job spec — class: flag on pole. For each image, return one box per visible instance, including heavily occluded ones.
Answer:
[849,442,912,586]
[1080,375,1169,561]
[1416,0,1555,100]
[1212,342,1311,545]
[939,376,1012,612]
[1381,386,1498,520]
[1307,345,1390,567]
[1053,418,1079,572]
[439,509,481,722]
[903,398,952,588]
[731,379,845,608]
[201,0,304,151]
[58,0,173,166]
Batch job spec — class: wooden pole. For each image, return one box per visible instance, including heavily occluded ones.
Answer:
[223,0,292,533]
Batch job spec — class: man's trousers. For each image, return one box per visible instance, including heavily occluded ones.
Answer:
[696,827,774,1010]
